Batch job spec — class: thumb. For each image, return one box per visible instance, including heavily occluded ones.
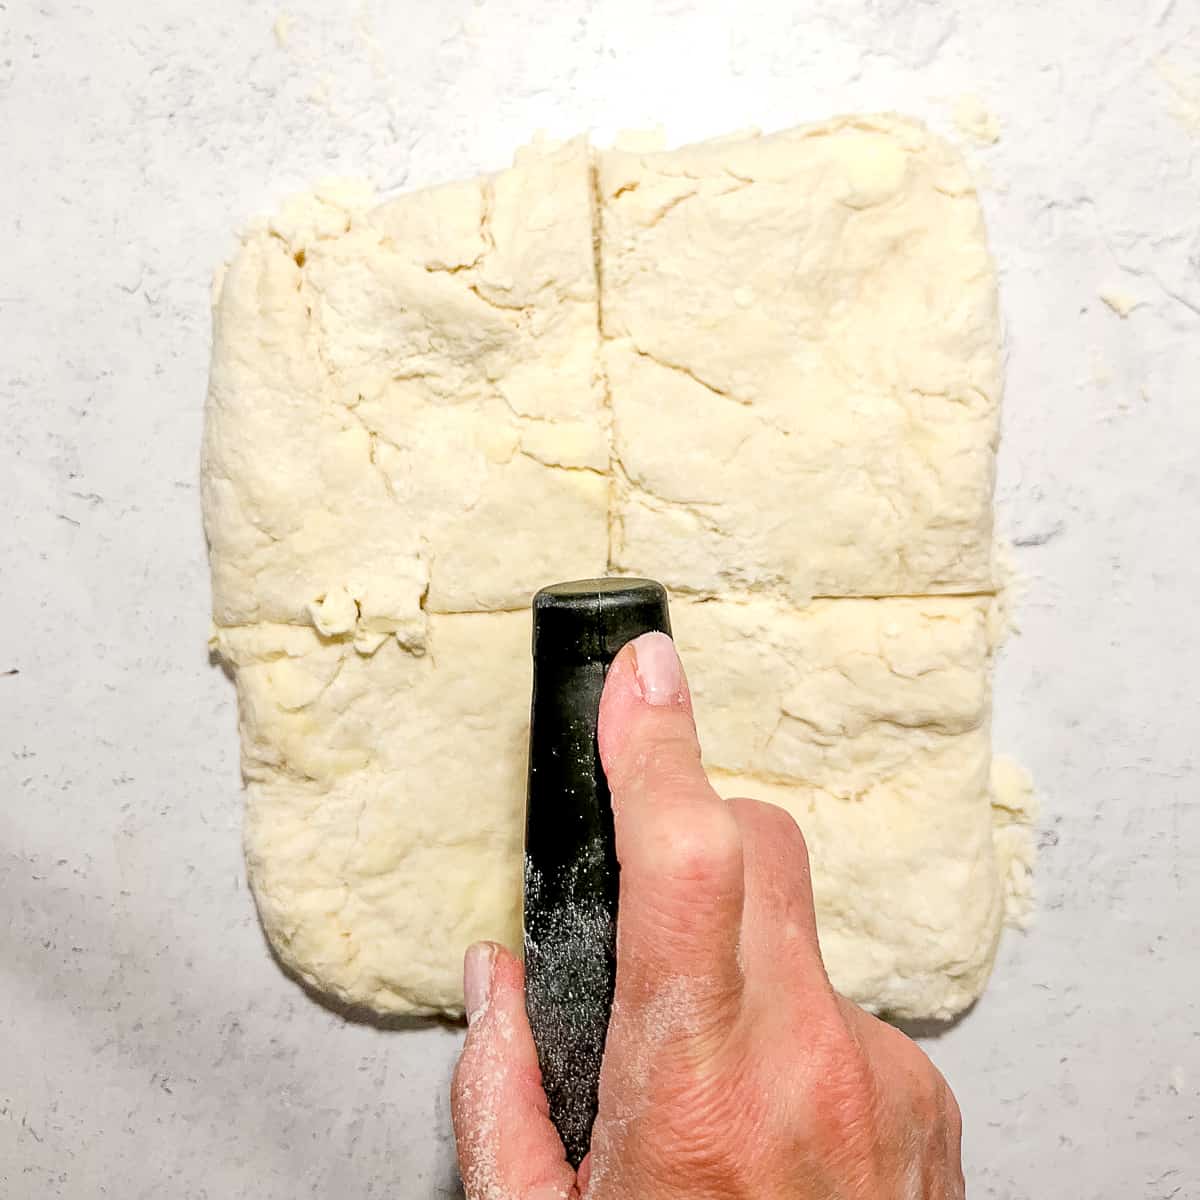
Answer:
[451,943,578,1200]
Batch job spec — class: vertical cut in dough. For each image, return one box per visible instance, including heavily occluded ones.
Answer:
[203,118,1024,1021]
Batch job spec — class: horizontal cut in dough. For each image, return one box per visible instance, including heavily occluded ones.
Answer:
[203,117,1024,1021]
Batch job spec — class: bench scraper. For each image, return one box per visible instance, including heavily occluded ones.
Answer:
[523,577,672,1168]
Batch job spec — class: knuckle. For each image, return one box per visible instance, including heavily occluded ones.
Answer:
[805,1024,882,1143]
[898,1042,951,1123]
[825,1059,879,1132]
[733,796,812,867]
[763,800,812,863]
[778,807,811,865]
[658,803,743,887]
[770,811,812,879]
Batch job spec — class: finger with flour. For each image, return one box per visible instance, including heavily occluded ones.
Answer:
[597,632,746,1030]
[450,942,578,1200]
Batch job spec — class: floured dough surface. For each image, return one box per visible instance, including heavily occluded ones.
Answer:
[601,120,999,603]
[203,117,1025,1021]
[214,614,531,1013]
[205,138,608,645]
[677,595,999,1018]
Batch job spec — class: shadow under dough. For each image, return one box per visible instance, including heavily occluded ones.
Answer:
[888,998,978,1041]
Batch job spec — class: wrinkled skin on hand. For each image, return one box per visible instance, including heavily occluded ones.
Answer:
[452,633,965,1200]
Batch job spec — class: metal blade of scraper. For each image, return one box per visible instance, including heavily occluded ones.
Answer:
[524,577,672,1169]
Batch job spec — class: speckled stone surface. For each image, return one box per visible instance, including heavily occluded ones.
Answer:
[2,2,1197,1197]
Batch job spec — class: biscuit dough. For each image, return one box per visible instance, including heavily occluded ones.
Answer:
[203,118,1029,1021]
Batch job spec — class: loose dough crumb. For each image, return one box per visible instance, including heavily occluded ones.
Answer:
[953,94,1002,145]
[990,755,1039,929]
[1099,287,1139,318]
[1156,59,1200,134]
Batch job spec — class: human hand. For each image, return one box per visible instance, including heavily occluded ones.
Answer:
[451,632,964,1199]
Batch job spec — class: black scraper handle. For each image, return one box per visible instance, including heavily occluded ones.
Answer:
[524,578,672,1168]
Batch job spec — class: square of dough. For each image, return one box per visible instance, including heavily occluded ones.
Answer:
[675,594,1001,1017]
[600,117,1001,603]
[215,613,531,1015]
[204,137,609,650]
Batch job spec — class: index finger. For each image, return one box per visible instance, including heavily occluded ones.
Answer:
[597,633,745,1019]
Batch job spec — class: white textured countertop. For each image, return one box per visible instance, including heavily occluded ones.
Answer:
[2,2,1197,1196]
